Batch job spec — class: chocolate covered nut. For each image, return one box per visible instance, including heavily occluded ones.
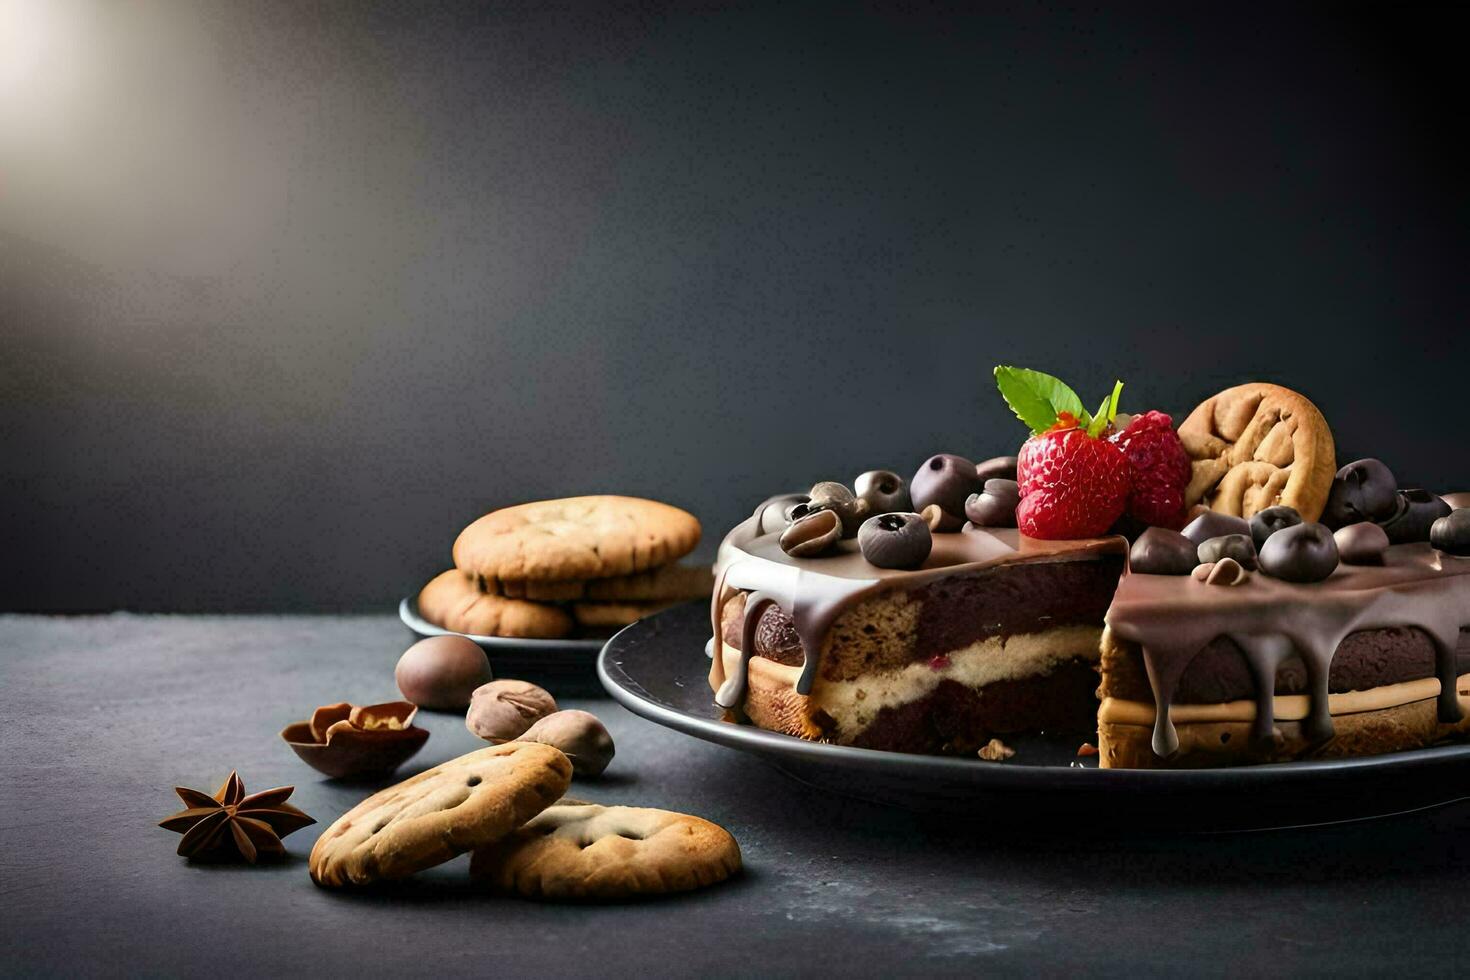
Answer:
[1249,505,1303,549]
[974,455,1019,483]
[1192,557,1248,586]
[780,508,842,558]
[517,710,615,777]
[395,636,495,711]
[1130,527,1198,575]
[1430,509,1470,557]
[1334,522,1390,565]
[807,482,866,537]
[1181,511,1252,546]
[1444,492,1470,511]
[964,479,1020,528]
[857,512,933,569]
[466,680,558,743]
[911,454,981,529]
[1258,522,1339,583]
[853,470,912,516]
[1197,533,1258,571]
[758,493,809,535]
[1378,489,1452,544]
[1323,459,1399,528]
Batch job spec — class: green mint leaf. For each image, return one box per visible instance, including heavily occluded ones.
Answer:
[993,366,1086,435]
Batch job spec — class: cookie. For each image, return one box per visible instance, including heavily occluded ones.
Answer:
[570,600,680,629]
[417,570,573,639]
[469,801,741,901]
[491,563,714,602]
[453,496,701,583]
[1177,382,1336,522]
[309,742,572,888]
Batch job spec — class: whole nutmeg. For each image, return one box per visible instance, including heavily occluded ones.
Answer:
[1197,533,1258,571]
[911,454,981,529]
[395,635,494,711]
[465,679,557,743]
[1334,521,1390,565]
[1379,489,1452,544]
[975,455,1019,483]
[1129,527,1198,575]
[806,482,866,537]
[517,710,615,777]
[1323,458,1398,528]
[1430,509,1470,557]
[857,512,932,570]
[780,507,842,558]
[759,493,809,535]
[853,470,912,516]
[1192,557,1248,587]
[1182,511,1251,546]
[964,479,1020,528]
[1250,505,1303,549]
[1258,522,1339,583]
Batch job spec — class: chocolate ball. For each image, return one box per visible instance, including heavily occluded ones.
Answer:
[1430,509,1470,557]
[1250,505,1303,549]
[1323,458,1398,528]
[964,479,1020,528]
[854,470,912,516]
[1443,492,1470,511]
[465,679,557,743]
[807,482,866,537]
[1182,511,1252,546]
[1334,522,1390,566]
[1197,533,1258,571]
[395,636,494,711]
[911,454,981,529]
[1129,527,1198,576]
[857,512,933,570]
[1258,522,1339,583]
[780,507,842,558]
[975,455,1019,483]
[758,493,809,535]
[1378,489,1452,544]
[517,710,615,777]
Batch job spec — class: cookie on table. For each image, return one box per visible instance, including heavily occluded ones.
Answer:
[453,496,701,583]
[570,600,680,630]
[309,743,573,888]
[469,801,741,901]
[418,570,573,639]
[491,563,714,602]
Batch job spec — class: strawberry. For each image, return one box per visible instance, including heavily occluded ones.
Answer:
[1109,410,1191,529]
[995,366,1132,539]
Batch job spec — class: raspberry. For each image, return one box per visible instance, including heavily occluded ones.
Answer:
[1109,410,1191,529]
[1015,424,1131,539]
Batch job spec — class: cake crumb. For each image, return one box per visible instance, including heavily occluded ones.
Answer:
[1076,742,1099,757]
[977,738,1015,762]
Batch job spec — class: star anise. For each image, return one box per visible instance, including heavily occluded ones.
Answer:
[158,771,315,863]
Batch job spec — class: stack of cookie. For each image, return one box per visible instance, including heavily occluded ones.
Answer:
[417,495,711,638]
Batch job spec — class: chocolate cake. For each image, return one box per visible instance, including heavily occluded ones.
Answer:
[708,369,1470,769]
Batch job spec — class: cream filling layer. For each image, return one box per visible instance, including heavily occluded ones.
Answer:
[720,625,1102,733]
[1099,672,1470,726]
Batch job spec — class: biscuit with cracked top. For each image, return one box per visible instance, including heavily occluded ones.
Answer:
[417,570,573,638]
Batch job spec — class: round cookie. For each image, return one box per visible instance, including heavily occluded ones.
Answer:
[417,570,573,639]
[571,600,680,630]
[309,742,572,888]
[469,801,741,901]
[492,563,714,602]
[453,496,701,583]
[1177,382,1336,522]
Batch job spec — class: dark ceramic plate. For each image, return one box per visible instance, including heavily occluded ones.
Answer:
[599,601,1470,831]
[399,598,607,695]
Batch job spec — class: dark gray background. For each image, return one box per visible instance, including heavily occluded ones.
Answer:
[4,1,1467,612]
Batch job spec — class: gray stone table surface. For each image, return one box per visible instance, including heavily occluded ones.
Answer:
[2,614,1468,978]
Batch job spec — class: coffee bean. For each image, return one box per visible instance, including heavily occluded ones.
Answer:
[780,508,842,558]
[1258,522,1339,583]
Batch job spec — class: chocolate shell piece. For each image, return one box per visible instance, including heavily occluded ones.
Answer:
[911,454,981,529]
[1378,489,1452,544]
[1444,492,1470,511]
[1258,522,1339,583]
[1181,511,1251,546]
[1430,509,1470,557]
[1130,527,1197,576]
[1323,458,1399,528]
[974,455,1019,483]
[281,701,429,780]
[1334,522,1390,565]
[964,479,1020,528]
[1249,505,1303,549]
[1197,533,1258,571]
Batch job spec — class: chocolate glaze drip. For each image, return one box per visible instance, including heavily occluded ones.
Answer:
[1107,545,1470,757]
[708,495,1127,711]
